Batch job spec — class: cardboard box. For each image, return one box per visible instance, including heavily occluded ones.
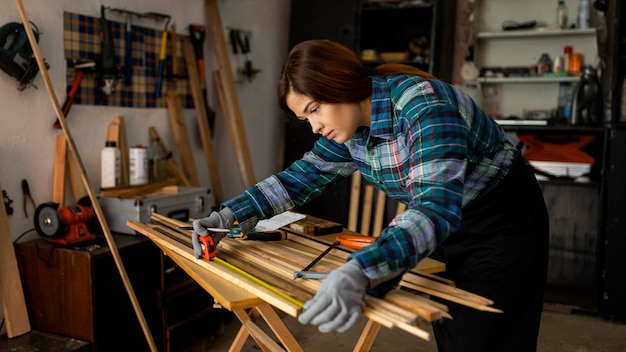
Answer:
[99,186,213,234]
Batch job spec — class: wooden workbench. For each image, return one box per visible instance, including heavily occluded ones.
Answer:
[127,216,498,352]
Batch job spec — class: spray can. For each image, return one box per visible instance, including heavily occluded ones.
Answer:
[129,145,149,185]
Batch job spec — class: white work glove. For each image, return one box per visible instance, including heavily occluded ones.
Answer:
[191,207,234,258]
[298,260,368,333]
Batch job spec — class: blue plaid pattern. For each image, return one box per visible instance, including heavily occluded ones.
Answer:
[224,75,518,282]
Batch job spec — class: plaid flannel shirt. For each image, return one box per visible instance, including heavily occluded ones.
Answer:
[223,75,518,282]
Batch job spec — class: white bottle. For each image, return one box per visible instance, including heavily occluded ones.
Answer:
[556,0,568,29]
[101,140,121,188]
[577,0,590,29]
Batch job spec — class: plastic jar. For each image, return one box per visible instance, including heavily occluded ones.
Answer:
[101,140,121,188]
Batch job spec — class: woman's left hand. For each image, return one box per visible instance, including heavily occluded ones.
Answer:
[298,260,368,333]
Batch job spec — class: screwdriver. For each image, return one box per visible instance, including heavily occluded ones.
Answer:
[240,230,287,241]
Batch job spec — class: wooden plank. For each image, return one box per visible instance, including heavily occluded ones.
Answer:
[401,272,494,306]
[232,308,285,352]
[158,242,263,310]
[149,127,191,187]
[348,171,361,231]
[166,90,200,187]
[372,190,386,237]
[67,147,86,203]
[15,3,158,349]
[255,304,304,352]
[52,135,67,206]
[0,182,31,337]
[212,70,256,189]
[396,202,407,215]
[114,116,130,187]
[182,37,224,204]
[384,291,446,322]
[217,239,437,337]
[99,179,180,199]
[126,220,303,317]
[353,320,381,352]
[206,0,256,188]
[360,184,374,236]
[286,215,343,236]
[148,214,504,342]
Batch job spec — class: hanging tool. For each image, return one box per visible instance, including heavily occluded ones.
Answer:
[108,8,142,87]
[0,21,47,90]
[188,24,217,135]
[53,60,95,129]
[145,12,170,98]
[21,179,36,218]
[33,201,98,245]
[293,240,340,279]
[229,29,261,81]
[3,190,14,216]
[169,24,178,78]
[98,6,120,95]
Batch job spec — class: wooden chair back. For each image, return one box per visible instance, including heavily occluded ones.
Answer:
[347,170,407,237]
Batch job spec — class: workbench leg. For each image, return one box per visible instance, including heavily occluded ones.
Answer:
[230,307,287,352]
[255,304,304,352]
[353,320,382,352]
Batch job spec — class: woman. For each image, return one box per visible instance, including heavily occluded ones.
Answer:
[192,40,549,351]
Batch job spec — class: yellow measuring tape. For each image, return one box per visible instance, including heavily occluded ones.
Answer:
[212,257,304,308]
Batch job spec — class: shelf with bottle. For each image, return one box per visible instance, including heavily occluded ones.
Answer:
[476,27,596,39]
[477,75,580,84]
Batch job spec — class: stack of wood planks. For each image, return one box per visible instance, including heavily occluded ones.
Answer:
[128,214,501,342]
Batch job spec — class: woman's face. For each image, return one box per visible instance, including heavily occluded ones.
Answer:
[285,91,370,144]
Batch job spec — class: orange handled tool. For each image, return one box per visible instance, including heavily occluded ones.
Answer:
[336,234,375,250]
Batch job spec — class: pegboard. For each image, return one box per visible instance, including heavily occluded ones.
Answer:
[63,11,194,108]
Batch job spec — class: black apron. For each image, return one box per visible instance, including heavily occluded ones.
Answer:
[429,157,549,352]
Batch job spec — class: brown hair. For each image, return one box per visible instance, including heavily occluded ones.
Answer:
[277,40,435,120]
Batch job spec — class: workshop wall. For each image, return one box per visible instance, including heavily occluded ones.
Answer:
[0,0,290,246]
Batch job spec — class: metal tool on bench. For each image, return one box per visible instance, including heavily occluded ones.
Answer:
[293,234,376,279]
[293,240,340,279]
[179,224,288,242]
[0,21,47,90]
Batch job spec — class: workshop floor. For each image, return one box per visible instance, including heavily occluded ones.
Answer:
[183,307,626,352]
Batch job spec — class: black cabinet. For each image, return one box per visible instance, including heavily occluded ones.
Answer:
[285,0,455,226]
[504,125,607,312]
[600,0,626,322]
